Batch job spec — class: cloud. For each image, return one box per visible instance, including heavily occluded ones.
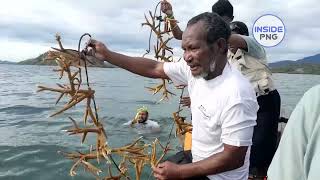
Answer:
[0,0,319,62]
[0,38,52,61]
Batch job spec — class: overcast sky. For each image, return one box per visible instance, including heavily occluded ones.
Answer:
[1,0,319,62]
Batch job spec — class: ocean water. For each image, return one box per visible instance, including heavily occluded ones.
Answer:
[0,64,319,180]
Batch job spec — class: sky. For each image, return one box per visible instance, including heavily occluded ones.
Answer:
[0,0,319,62]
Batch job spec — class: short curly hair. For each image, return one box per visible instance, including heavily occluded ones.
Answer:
[187,12,231,47]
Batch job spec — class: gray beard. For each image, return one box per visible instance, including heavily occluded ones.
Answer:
[195,71,208,79]
[209,59,217,74]
[194,59,217,80]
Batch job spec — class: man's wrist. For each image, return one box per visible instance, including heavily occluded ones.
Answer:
[166,10,174,18]
[167,14,174,19]
[101,50,110,61]
[178,164,194,179]
[177,164,184,179]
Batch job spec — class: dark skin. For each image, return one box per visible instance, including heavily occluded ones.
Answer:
[88,22,226,80]
[179,33,248,108]
[161,0,233,40]
[181,22,227,80]
[153,144,248,179]
[161,1,247,108]
[137,111,148,123]
[161,1,247,51]
[89,21,248,179]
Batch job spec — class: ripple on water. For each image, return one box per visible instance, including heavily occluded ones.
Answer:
[0,167,39,178]
[0,145,78,180]
[3,149,42,162]
[2,92,35,97]
[0,105,51,115]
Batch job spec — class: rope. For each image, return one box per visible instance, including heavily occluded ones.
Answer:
[77,33,129,179]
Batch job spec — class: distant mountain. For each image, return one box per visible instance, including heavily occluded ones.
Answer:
[297,53,320,64]
[17,53,57,66]
[271,64,320,75]
[0,60,16,64]
[17,51,116,68]
[269,60,296,68]
[270,53,320,75]
[270,53,320,68]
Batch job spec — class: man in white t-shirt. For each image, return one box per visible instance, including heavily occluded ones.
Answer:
[89,12,258,180]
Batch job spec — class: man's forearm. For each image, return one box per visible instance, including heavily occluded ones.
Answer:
[101,50,168,79]
[179,148,247,178]
[169,19,183,40]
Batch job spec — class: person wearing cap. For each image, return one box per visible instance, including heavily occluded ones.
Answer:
[123,106,161,134]
[130,106,150,124]
[229,21,281,177]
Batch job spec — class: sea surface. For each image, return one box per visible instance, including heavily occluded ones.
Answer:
[0,64,319,180]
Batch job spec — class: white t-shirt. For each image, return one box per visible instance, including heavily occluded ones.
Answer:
[164,60,258,180]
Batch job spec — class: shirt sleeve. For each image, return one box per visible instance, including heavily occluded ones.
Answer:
[163,60,190,86]
[268,85,320,180]
[220,99,258,147]
[123,121,132,126]
[241,35,266,59]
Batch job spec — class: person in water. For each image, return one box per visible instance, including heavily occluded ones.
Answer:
[131,106,149,124]
[123,106,160,134]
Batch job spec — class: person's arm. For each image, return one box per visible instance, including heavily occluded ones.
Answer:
[229,34,266,59]
[153,144,247,179]
[168,17,183,40]
[89,40,168,79]
[154,144,247,179]
[267,98,306,180]
[268,85,320,180]
[183,145,248,177]
[161,1,183,40]
[153,100,258,179]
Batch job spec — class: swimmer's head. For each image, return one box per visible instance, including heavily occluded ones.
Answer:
[133,106,149,124]
[137,111,148,123]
